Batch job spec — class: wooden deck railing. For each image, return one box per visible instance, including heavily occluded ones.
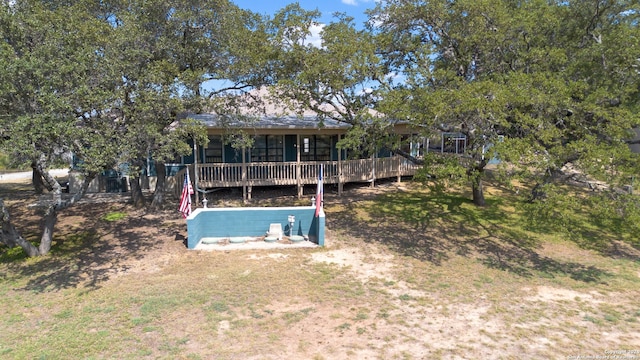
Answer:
[175,156,419,197]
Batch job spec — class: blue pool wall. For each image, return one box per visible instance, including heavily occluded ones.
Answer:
[186,206,325,249]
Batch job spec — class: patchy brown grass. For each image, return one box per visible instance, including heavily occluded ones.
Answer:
[1,179,639,359]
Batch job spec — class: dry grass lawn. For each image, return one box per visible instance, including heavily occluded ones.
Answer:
[1,179,639,359]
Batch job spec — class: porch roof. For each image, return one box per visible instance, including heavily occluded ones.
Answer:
[187,113,351,130]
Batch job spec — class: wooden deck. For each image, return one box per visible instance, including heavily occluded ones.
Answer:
[175,156,420,199]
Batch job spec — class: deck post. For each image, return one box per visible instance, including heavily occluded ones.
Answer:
[296,134,302,199]
[193,142,200,206]
[397,156,402,183]
[370,153,376,188]
[242,148,247,203]
[338,136,343,196]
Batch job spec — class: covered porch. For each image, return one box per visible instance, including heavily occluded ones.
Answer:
[176,156,420,201]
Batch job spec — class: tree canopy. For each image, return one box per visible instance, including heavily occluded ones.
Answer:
[369,0,640,206]
[0,0,267,256]
[0,0,639,257]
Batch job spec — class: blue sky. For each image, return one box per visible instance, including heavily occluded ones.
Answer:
[232,0,376,27]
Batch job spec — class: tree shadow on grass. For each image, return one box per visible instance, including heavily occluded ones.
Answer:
[473,237,610,282]
[517,190,640,262]
[1,199,185,293]
[327,186,613,283]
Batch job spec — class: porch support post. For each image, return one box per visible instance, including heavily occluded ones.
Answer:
[397,155,402,183]
[370,152,376,188]
[296,134,302,199]
[338,134,343,196]
[242,147,247,203]
[193,141,199,206]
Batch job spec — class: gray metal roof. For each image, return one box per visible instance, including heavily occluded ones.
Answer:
[187,113,351,130]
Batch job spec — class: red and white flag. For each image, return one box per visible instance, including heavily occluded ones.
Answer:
[179,168,194,219]
[315,164,323,216]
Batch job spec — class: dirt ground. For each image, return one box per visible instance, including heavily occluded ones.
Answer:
[3,178,640,359]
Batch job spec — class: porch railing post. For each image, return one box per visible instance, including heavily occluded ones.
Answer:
[338,134,343,196]
[370,153,376,188]
[296,134,302,199]
[338,155,343,196]
[193,141,199,206]
[242,148,247,203]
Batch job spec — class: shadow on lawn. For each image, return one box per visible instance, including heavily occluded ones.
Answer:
[518,190,640,261]
[1,198,184,293]
[328,186,617,283]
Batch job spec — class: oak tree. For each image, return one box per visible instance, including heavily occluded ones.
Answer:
[369,0,640,207]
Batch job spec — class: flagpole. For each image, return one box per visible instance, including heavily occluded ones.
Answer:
[315,164,323,216]
[193,137,199,206]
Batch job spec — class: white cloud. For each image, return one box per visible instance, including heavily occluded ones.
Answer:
[342,0,376,5]
[306,23,325,48]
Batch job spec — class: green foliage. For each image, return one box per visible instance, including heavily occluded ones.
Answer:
[0,0,267,182]
[414,153,467,192]
[0,245,28,262]
[2,0,638,258]
[102,212,127,222]
[0,152,13,170]
[370,0,640,206]
[269,7,393,155]
[0,0,113,173]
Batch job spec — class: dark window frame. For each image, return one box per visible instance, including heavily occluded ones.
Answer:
[205,136,224,163]
[251,135,284,162]
[301,135,332,161]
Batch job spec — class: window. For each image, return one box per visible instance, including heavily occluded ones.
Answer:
[251,135,283,162]
[400,135,425,158]
[315,136,331,160]
[442,132,466,154]
[301,135,332,161]
[205,136,223,163]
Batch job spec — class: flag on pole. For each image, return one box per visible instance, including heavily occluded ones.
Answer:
[179,168,194,219]
[315,164,323,216]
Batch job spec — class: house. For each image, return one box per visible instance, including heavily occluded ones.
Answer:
[170,87,427,202]
[176,111,423,201]
[67,89,426,198]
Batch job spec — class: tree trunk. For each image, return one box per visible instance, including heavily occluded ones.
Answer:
[140,172,150,190]
[0,199,37,255]
[1,158,95,257]
[129,177,146,208]
[529,166,565,201]
[150,162,166,210]
[31,161,51,195]
[469,161,487,207]
[0,196,58,257]
[38,205,57,255]
[472,177,486,206]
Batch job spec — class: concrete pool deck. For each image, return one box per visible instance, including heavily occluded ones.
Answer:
[194,238,319,251]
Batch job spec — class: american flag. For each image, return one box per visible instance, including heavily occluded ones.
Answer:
[179,168,194,219]
[315,164,323,216]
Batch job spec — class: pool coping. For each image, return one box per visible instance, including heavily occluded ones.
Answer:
[193,239,319,251]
